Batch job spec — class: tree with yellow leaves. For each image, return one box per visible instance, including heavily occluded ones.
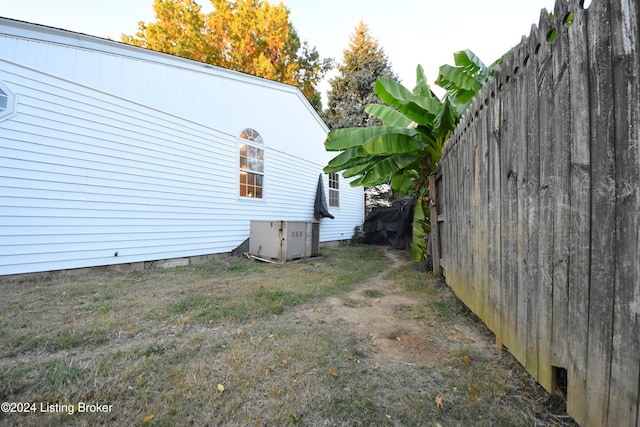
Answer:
[122,0,332,111]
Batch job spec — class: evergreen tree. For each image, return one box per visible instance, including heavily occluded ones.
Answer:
[323,21,397,130]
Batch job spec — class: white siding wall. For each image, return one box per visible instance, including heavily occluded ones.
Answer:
[0,20,364,275]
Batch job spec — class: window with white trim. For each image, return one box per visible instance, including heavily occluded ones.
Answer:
[0,82,16,122]
[329,172,339,207]
[239,128,264,199]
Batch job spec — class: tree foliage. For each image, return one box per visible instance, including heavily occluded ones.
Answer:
[323,21,397,130]
[324,50,496,261]
[122,0,332,110]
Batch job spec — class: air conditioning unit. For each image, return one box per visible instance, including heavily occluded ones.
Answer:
[249,220,320,262]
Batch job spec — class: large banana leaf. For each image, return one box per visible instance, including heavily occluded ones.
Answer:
[412,65,432,97]
[324,126,418,151]
[436,49,492,107]
[350,153,419,187]
[341,161,377,178]
[374,76,414,108]
[374,77,441,122]
[365,104,413,128]
[433,96,457,138]
[362,133,424,156]
[391,171,417,194]
[453,49,486,76]
[324,147,370,172]
[436,64,483,93]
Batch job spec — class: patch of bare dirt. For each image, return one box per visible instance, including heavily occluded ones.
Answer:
[304,249,489,368]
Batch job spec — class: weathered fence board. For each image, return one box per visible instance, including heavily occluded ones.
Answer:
[551,0,572,372]
[487,77,503,342]
[430,1,640,426]
[607,0,640,425]
[514,37,530,380]
[585,1,617,425]
[535,8,555,391]
[524,26,542,379]
[566,2,591,424]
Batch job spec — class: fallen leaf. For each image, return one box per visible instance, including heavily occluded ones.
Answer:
[330,368,338,377]
[217,383,225,393]
[292,379,300,388]
[143,414,154,423]
[469,395,478,407]
[469,385,479,393]
[127,324,134,329]
[282,359,288,366]
[435,395,444,409]
[463,355,471,366]
[266,367,273,374]
[136,374,144,381]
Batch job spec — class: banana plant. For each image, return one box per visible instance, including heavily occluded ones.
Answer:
[324,49,494,262]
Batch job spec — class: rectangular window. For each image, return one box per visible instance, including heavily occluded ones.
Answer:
[329,172,339,207]
[239,142,264,198]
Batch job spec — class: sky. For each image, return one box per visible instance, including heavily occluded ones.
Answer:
[0,0,559,102]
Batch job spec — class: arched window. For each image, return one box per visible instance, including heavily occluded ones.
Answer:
[0,81,16,122]
[238,128,264,199]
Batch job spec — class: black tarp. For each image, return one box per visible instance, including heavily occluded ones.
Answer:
[314,174,335,220]
[362,201,414,249]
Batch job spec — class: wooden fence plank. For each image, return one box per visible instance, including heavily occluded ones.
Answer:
[523,23,542,380]
[585,0,617,425]
[477,90,491,326]
[468,113,479,312]
[487,72,503,338]
[428,173,441,278]
[606,0,640,425]
[500,52,522,363]
[566,1,592,424]
[535,9,556,392]
[512,41,530,370]
[551,0,572,370]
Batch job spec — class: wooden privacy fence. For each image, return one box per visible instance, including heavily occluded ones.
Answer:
[429,1,639,426]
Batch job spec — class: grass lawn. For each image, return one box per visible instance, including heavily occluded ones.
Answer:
[0,245,575,426]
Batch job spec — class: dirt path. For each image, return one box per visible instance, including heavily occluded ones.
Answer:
[304,249,490,368]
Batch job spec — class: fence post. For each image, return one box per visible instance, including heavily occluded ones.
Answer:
[429,173,442,278]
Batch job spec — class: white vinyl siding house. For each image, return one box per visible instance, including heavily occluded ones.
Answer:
[0,17,364,276]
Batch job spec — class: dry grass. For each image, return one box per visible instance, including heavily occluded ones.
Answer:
[0,245,576,426]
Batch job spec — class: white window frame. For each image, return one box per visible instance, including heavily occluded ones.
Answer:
[329,172,340,207]
[238,128,265,200]
[0,81,16,122]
